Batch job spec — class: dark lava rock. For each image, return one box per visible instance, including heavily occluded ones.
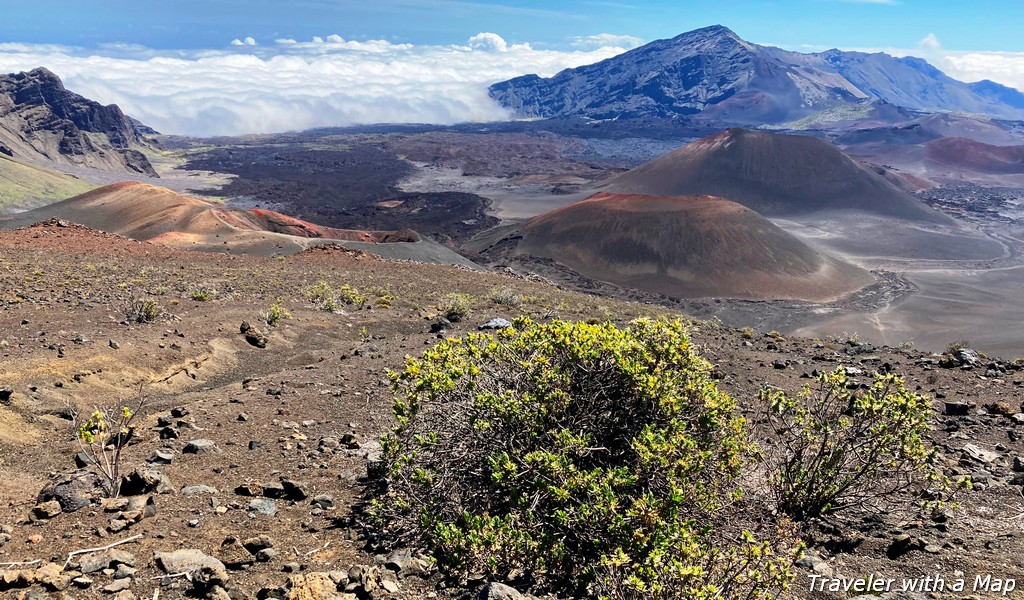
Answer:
[240,321,268,348]
[37,470,105,512]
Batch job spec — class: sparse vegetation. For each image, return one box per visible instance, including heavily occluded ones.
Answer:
[761,368,938,521]
[261,303,292,327]
[375,317,799,599]
[189,284,218,302]
[307,280,368,311]
[438,292,472,322]
[740,326,755,340]
[947,339,970,354]
[487,285,521,308]
[75,388,146,498]
[120,296,162,323]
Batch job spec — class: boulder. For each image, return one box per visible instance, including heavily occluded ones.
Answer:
[37,470,105,512]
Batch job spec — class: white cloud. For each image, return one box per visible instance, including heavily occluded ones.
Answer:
[571,33,644,50]
[896,34,1024,91]
[230,36,257,46]
[0,34,627,136]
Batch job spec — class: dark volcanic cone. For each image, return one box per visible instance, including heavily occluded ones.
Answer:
[486,191,871,301]
[603,128,952,223]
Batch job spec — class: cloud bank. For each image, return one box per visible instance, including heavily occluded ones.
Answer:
[1,32,1021,137]
[0,34,632,137]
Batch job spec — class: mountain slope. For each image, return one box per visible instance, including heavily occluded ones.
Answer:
[489,26,1024,123]
[474,191,870,300]
[0,154,95,210]
[602,128,952,223]
[0,68,157,176]
[0,182,478,267]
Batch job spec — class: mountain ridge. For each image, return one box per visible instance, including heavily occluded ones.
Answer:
[489,25,1024,124]
[0,67,157,177]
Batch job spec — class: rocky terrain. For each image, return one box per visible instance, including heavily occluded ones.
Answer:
[0,69,156,177]
[489,25,1024,124]
[0,220,1022,599]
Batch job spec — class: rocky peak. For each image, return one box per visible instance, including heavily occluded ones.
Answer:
[0,67,157,176]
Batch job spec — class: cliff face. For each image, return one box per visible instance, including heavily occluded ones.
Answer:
[0,68,157,176]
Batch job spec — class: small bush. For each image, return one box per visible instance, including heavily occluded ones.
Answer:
[76,388,146,497]
[761,368,938,521]
[438,293,472,322]
[488,286,522,308]
[120,297,162,323]
[307,281,367,311]
[189,284,217,302]
[740,327,755,340]
[262,303,292,327]
[946,339,970,354]
[375,318,797,599]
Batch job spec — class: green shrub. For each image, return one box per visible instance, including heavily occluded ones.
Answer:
[946,339,970,354]
[375,317,797,599]
[307,280,367,311]
[262,303,292,327]
[761,368,937,521]
[189,284,217,302]
[740,327,755,340]
[488,286,522,308]
[439,293,472,322]
[120,297,161,323]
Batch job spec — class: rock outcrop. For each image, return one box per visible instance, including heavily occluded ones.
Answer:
[0,67,157,176]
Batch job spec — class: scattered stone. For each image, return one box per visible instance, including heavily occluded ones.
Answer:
[256,548,278,563]
[120,467,173,495]
[943,401,971,416]
[956,348,981,366]
[243,535,274,554]
[103,578,131,593]
[281,478,308,501]
[108,339,120,350]
[79,553,111,574]
[181,485,219,496]
[0,389,12,405]
[773,359,788,370]
[219,537,254,570]
[147,449,174,465]
[262,480,286,499]
[37,470,105,512]
[429,318,451,333]
[478,582,528,600]
[887,534,926,559]
[154,549,228,586]
[182,439,219,454]
[241,321,268,348]
[961,443,1000,465]
[479,318,513,330]
[31,499,63,520]
[311,494,334,510]
[249,498,278,516]
[234,483,262,497]
[1012,456,1024,473]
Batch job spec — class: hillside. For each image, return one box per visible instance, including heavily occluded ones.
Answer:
[473,192,871,301]
[0,68,157,176]
[489,25,1024,124]
[0,154,95,209]
[0,220,1021,599]
[602,128,952,223]
[0,182,478,267]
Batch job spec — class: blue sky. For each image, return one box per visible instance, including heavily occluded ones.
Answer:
[3,0,1022,52]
